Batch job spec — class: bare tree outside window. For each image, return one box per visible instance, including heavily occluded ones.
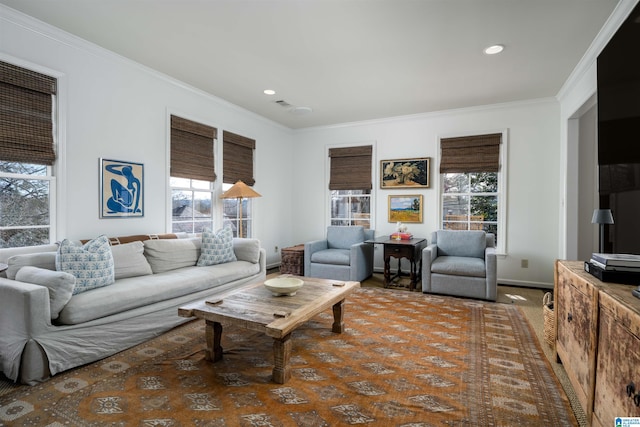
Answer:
[0,162,51,247]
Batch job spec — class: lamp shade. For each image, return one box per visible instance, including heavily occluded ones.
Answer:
[591,209,614,225]
[220,180,262,199]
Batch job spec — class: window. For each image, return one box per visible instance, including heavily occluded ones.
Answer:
[439,133,504,249]
[330,190,371,228]
[0,61,57,247]
[442,172,498,234]
[170,177,214,233]
[223,131,257,238]
[169,115,216,233]
[328,145,373,229]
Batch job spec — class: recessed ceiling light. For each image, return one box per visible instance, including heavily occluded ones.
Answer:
[484,44,504,55]
[263,89,276,95]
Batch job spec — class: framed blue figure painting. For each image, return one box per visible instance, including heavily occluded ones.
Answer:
[100,158,144,218]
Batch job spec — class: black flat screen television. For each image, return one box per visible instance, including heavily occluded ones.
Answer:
[597,2,640,254]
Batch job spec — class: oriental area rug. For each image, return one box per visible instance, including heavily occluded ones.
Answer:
[0,287,577,426]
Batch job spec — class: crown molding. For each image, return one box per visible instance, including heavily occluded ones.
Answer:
[0,4,293,134]
[556,0,640,102]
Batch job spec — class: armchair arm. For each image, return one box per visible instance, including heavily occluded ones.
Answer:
[349,241,374,281]
[485,246,498,301]
[304,240,328,275]
[421,244,438,292]
[0,278,52,381]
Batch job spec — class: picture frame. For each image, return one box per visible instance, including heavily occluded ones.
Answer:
[380,157,430,188]
[388,194,423,223]
[100,158,144,218]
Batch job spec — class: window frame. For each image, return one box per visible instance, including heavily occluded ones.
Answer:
[437,130,508,254]
[166,112,218,234]
[0,55,64,246]
[326,142,376,229]
[169,177,215,234]
[329,189,372,229]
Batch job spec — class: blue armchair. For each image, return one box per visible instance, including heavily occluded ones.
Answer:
[304,226,375,282]
[422,230,497,301]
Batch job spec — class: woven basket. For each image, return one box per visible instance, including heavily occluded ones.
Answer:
[543,292,556,347]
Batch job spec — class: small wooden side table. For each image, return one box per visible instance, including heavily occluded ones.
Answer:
[280,244,304,276]
[366,237,427,291]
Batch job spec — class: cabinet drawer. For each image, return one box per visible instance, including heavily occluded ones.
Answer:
[555,261,599,420]
[593,306,640,425]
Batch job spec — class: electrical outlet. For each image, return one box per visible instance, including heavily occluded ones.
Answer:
[521,259,529,268]
[274,246,279,253]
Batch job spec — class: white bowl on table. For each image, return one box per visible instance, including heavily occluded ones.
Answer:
[264,277,304,296]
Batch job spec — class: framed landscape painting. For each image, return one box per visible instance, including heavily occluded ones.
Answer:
[388,194,423,223]
[380,157,430,188]
[100,158,144,218]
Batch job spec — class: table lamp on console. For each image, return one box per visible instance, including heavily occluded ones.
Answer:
[591,208,614,253]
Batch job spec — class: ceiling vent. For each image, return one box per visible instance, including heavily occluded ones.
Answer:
[275,100,292,108]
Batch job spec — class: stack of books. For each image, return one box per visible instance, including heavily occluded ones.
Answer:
[390,232,413,240]
[585,253,640,285]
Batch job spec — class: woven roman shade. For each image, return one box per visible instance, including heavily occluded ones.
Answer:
[0,61,57,165]
[328,145,373,191]
[170,115,217,181]
[440,133,501,173]
[223,131,255,186]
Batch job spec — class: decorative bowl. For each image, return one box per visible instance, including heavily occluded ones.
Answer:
[264,277,304,296]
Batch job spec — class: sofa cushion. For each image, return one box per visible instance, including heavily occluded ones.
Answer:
[111,241,153,279]
[327,226,365,250]
[431,256,487,278]
[15,266,75,320]
[233,238,261,264]
[310,249,351,266]
[197,227,237,266]
[436,230,486,259]
[57,261,261,325]
[56,235,115,295]
[143,238,201,273]
[6,251,56,280]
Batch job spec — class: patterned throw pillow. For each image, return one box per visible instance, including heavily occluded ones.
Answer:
[56,235,115,295]
[197,227,237,266]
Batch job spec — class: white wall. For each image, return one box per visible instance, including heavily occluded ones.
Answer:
[293,99,561,287]
[0,6,295,268]
[4,1,637,283]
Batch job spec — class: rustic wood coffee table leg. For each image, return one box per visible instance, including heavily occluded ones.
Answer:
[272,333,292,384]
[205,320,223,362]
[332,299,345,333]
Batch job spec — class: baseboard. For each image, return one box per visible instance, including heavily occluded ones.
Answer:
[497,278,553,290]
[267,263,281,271]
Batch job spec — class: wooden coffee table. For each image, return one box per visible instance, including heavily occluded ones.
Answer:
[178,275,360,384]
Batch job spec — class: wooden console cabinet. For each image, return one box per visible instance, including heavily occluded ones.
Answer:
[554,260,640,426]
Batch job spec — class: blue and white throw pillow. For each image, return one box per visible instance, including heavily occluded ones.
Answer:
[56,235,115,295]
[197,227,237,266]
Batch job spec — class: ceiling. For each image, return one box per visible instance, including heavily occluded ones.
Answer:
[1,0,620,129]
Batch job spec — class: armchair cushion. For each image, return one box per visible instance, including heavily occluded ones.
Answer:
[431,256,487,278]
[310,249,351,266]
[435,230,486,258]
[327,226,365,249]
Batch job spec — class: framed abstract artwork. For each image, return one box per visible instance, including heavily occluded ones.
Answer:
[388,194,423,223]
[380,157,430,188]
[100,158,144,218]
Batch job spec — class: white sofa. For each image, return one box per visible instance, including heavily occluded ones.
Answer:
[0,233,266,385]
